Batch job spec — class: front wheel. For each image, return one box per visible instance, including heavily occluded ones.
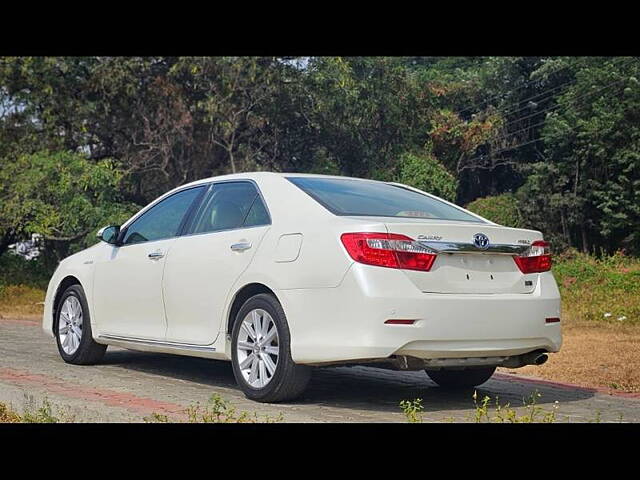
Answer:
[426,366,496,389]
[55,284,107,365]
[231,293,311,403]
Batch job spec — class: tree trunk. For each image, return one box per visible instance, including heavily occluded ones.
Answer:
[581,224,589,254]
[561,209,570,247]
[229,149,236,174]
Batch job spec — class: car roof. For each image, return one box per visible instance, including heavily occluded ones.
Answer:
[179,171,385,189]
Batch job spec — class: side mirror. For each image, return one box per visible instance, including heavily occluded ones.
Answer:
[97,225,121,245]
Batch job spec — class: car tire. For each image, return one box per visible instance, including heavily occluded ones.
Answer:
[231,293,311,403]
[425,366,496,389]
[55,284,107,365]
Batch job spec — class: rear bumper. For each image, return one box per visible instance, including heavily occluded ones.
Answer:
[278,264,561,364]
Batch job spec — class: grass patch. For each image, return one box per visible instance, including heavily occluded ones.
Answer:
[0,398,72,423]
[0,284,45,318]
[0,252,48,319]
[399,391,562,423]
[554,249,640,325]
[471,390,559,423]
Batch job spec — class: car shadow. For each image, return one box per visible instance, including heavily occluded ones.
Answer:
[100,348,595,416]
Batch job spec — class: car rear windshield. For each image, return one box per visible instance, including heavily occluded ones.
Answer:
[287,177,485,223]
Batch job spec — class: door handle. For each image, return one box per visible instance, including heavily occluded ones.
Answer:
[230,241,252,252]
[148,250,165,260]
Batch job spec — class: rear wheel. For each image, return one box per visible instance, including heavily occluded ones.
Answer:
[426,366,496,389]
[231,293,311,403]
[55,284,107,365]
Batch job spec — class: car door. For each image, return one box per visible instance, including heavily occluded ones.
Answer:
[92,186,205,340]
[162,181,271,345]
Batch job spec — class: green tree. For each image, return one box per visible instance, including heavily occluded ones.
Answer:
[290,57,433,179]
[2,55,640,261]
[0,151,138,261]
[518,57,640,254]
[395,149,458,202]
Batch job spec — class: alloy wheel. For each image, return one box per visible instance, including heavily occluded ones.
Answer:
[58,295,83,355]
[236,308,280,388]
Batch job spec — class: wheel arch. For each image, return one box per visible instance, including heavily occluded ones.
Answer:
[226,283,280,337]
[51,275,83,334]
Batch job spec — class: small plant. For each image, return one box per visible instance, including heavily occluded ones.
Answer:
[399,398,424,423]
[145,394,284,423]
[186,394,241,423]
[21,398,59,423]
[472,391,491,423]
[471,390,559,423]
[1,398,65,423]
[143,412,170,423]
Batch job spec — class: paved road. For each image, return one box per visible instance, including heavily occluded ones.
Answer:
[1,318,638,423]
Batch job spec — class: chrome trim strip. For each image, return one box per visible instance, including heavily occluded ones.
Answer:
[418,241,529,255]
[99,334,216,352]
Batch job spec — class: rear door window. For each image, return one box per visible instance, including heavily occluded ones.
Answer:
[190,182,270,234]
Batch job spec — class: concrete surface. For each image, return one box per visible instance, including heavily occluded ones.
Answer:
[1,318,638,423]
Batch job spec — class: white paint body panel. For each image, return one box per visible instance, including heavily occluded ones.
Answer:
[43,172,562,367]
[162,225,269,345]
[93,238,175,339]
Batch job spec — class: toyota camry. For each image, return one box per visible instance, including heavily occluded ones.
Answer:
[43,172,561,402]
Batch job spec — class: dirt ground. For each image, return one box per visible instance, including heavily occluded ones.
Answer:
[499,320,640,393]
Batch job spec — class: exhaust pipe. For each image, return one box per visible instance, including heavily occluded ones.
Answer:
[502,350,548,368]
[530,352,548,365]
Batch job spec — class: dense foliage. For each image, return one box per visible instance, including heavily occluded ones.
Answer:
[0,151,137,261]
[465,193,523,228]
[395,150,458,202]
[1,56,639,268]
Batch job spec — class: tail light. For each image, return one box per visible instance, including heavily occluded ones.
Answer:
[340,232,436,271]
[513,240,552,273]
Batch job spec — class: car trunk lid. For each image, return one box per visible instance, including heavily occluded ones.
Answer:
[380,218,543,294]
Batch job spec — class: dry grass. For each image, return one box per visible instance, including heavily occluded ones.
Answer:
[0,284,45,320]
[506,251,640,393]
[0,402,22,423]
[500,319,640,393]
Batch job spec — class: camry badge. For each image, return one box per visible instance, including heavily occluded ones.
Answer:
[473,233,490,250]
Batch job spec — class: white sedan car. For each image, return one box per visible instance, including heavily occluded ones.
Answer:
[43,173,561,402]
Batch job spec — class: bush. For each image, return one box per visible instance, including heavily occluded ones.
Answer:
[0,252,51,289]
[395,151,458,202]
[465,193,524,227]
